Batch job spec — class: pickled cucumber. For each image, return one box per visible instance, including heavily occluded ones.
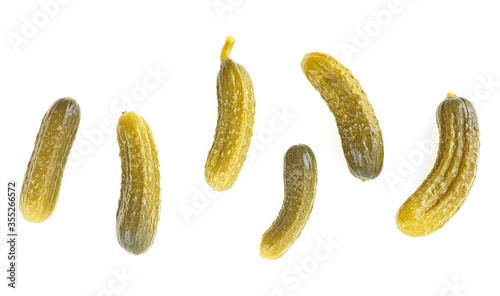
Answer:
[205,36,256,191]
[116,111,161,255]
[396,93,480,237]
[20,97,80,223]
[260,144,318,260]
[301,52,383,181]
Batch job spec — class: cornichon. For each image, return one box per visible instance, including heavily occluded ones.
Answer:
[116,111,161,255]
[20,97,80,223]
[396,93,480,237]
[260,144,318,260]
[205,36,256,191]
[301,52,383,181]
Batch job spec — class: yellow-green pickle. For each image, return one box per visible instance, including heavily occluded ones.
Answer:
[116,111,161,255]
[301,52,383,181]
[20,97,80,223]
[260,144,318,260]
[205,36,256,191]
[396,93,480,237]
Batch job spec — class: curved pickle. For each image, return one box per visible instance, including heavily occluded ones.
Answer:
[301,52,383,181]
[260,144,318,260]
[396,93,480,237]
[205,36,256,191]
[116,111,161,255]
[20,97,80,223]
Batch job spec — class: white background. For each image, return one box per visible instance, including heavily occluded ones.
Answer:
[1,0,499,295]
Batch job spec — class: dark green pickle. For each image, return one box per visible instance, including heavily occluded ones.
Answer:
[260,144,318,260]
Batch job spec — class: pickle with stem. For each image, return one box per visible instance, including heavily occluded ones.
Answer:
[396,93,480,237]
[205,36,256,191]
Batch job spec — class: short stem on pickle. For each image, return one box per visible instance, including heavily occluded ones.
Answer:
[220,36,235,63]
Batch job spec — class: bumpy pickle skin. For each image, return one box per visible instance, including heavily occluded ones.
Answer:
[116,112,161,255]
[205,36,256,191]
[396,93,480,237]
[260,144,318,260]
[301,52,383,181]
[20,97,80,223]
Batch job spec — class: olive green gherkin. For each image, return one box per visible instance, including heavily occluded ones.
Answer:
[116,111,161,255]
[260,144,318,260]
[20,97,80,223]
[205,36,256,191]
[396,93,480,237]
[301,52,383,181]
